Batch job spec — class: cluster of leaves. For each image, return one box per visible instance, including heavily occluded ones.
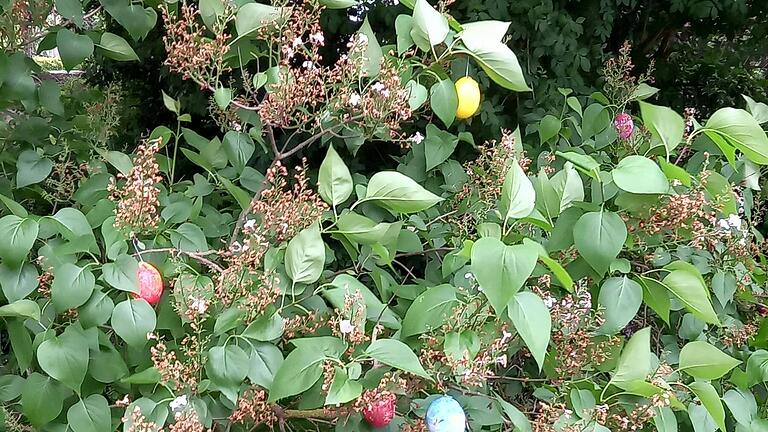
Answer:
[2,0,768,431]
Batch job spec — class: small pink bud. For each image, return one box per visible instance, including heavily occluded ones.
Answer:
[614,112,634,139]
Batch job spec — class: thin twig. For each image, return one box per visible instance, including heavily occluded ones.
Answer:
[134,248,224,272]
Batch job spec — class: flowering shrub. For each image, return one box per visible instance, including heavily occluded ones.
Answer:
[2,0,768,431]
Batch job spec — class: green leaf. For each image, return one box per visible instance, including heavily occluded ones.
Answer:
[597,276,643,335]
[358,17,382,77]
[51,207,96,246]
[111,299,157,348]
[0,215,38,263]
[285,223,325,284]
[555,151,600,180]
[550,162,584,213]
[471,237,538,315]
[608,327,651,389]
[170,222,208,252]
[247,342,283,390]
[508,291,551,370]
[56,0,84,26]
[268,347,325,402]
[325,367,362,405]
[0,262,38,302]
[51,263,95,311]
[102,254,139,293]
[365,339,430,379]
[319,145,353,206]
[679,341,741,380]
[745,350,768,386]
[638,101,684,153]
[206,345,249,386]
[7,320,32,371]
[424,123,458,171]
[405,79,428,110]
[460,25,529,92]
[162,90,180,114]
[0,193,29,217]
[335,212,401,245]
[654,407,677,432]
[538,115,561,144]
[242,312,285,341]
[16,149,53,188]
[37,332,89,392]
[97,32,139,61]
[38,80,65,116]
[324,275,400,329]
[630,83,659,101]
[496,397,532,432]
[689,381,726,432]
[430,79,458,127]
[223,131,255,174]
[705,108,768,165]
[22,373,69,427]
[89,345,128,383]
[0,299,40,320]
[637,276,671,325]
[611,155,669,194]
[67,394,111,432]
[500,159,536,220]
[220,176,251,210]
[722,389,757,426]
[395,14,415,54]
[411,0,448,47]
[0,375,24,402]
[573,211,627,275]
[214,86,232,109]
[318,0,357,8]
[234,2,284,39]
[79,288,114,328]
[662,266,719,325]
[199,0,225,28]
[56,29,94,70]
[100,0,157,41]
[461,20,510,44]
[402,284,458,337]
[743,94,768,124]
[363,171,443,213]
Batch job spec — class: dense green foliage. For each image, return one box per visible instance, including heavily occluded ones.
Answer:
[1,0,768,431]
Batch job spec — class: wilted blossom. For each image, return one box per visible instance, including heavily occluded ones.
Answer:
[339,319,355,334]
[614,112,634,139]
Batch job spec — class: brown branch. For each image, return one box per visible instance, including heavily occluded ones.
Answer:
[272,406,348,420]
[134,248,224,273]
[394,247,453,258]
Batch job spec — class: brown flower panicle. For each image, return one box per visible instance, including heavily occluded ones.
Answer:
[229,387,276,426]
[161,1,231,84]
[108,139,163,235]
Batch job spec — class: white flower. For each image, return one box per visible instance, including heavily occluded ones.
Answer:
[717,218,731,230]
[409,132,425,145]
[309,32,325,46]
[243,219,256,230]
[357,33,368,45]
[727,213,742,229]
[189,297,208,315]
[348,92,361,107]
[339,319,355,334]
[371,82,386,93]
[496,355,507,367]
[464,272,473,280]
[170,395,188,412]
[292,37,303,47]
[302,60,315,70]
[543,296,556,308]
[502,329,512,342]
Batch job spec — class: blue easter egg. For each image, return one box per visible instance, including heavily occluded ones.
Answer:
[425,395,466,432]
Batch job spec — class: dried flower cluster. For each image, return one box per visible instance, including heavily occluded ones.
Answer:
[218,162,326,316]
[161,1,231,84]
[534,285,619,379]
[168,411,210,432]
[450,130,525,236]
[283,310,326,339]
[720,322,757,347]
[123,406,161,432]
[108,139,163,236]
[328,289,369,346]
[148,333,203,393]
[229,387,276,426]
[603,41,654,109]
